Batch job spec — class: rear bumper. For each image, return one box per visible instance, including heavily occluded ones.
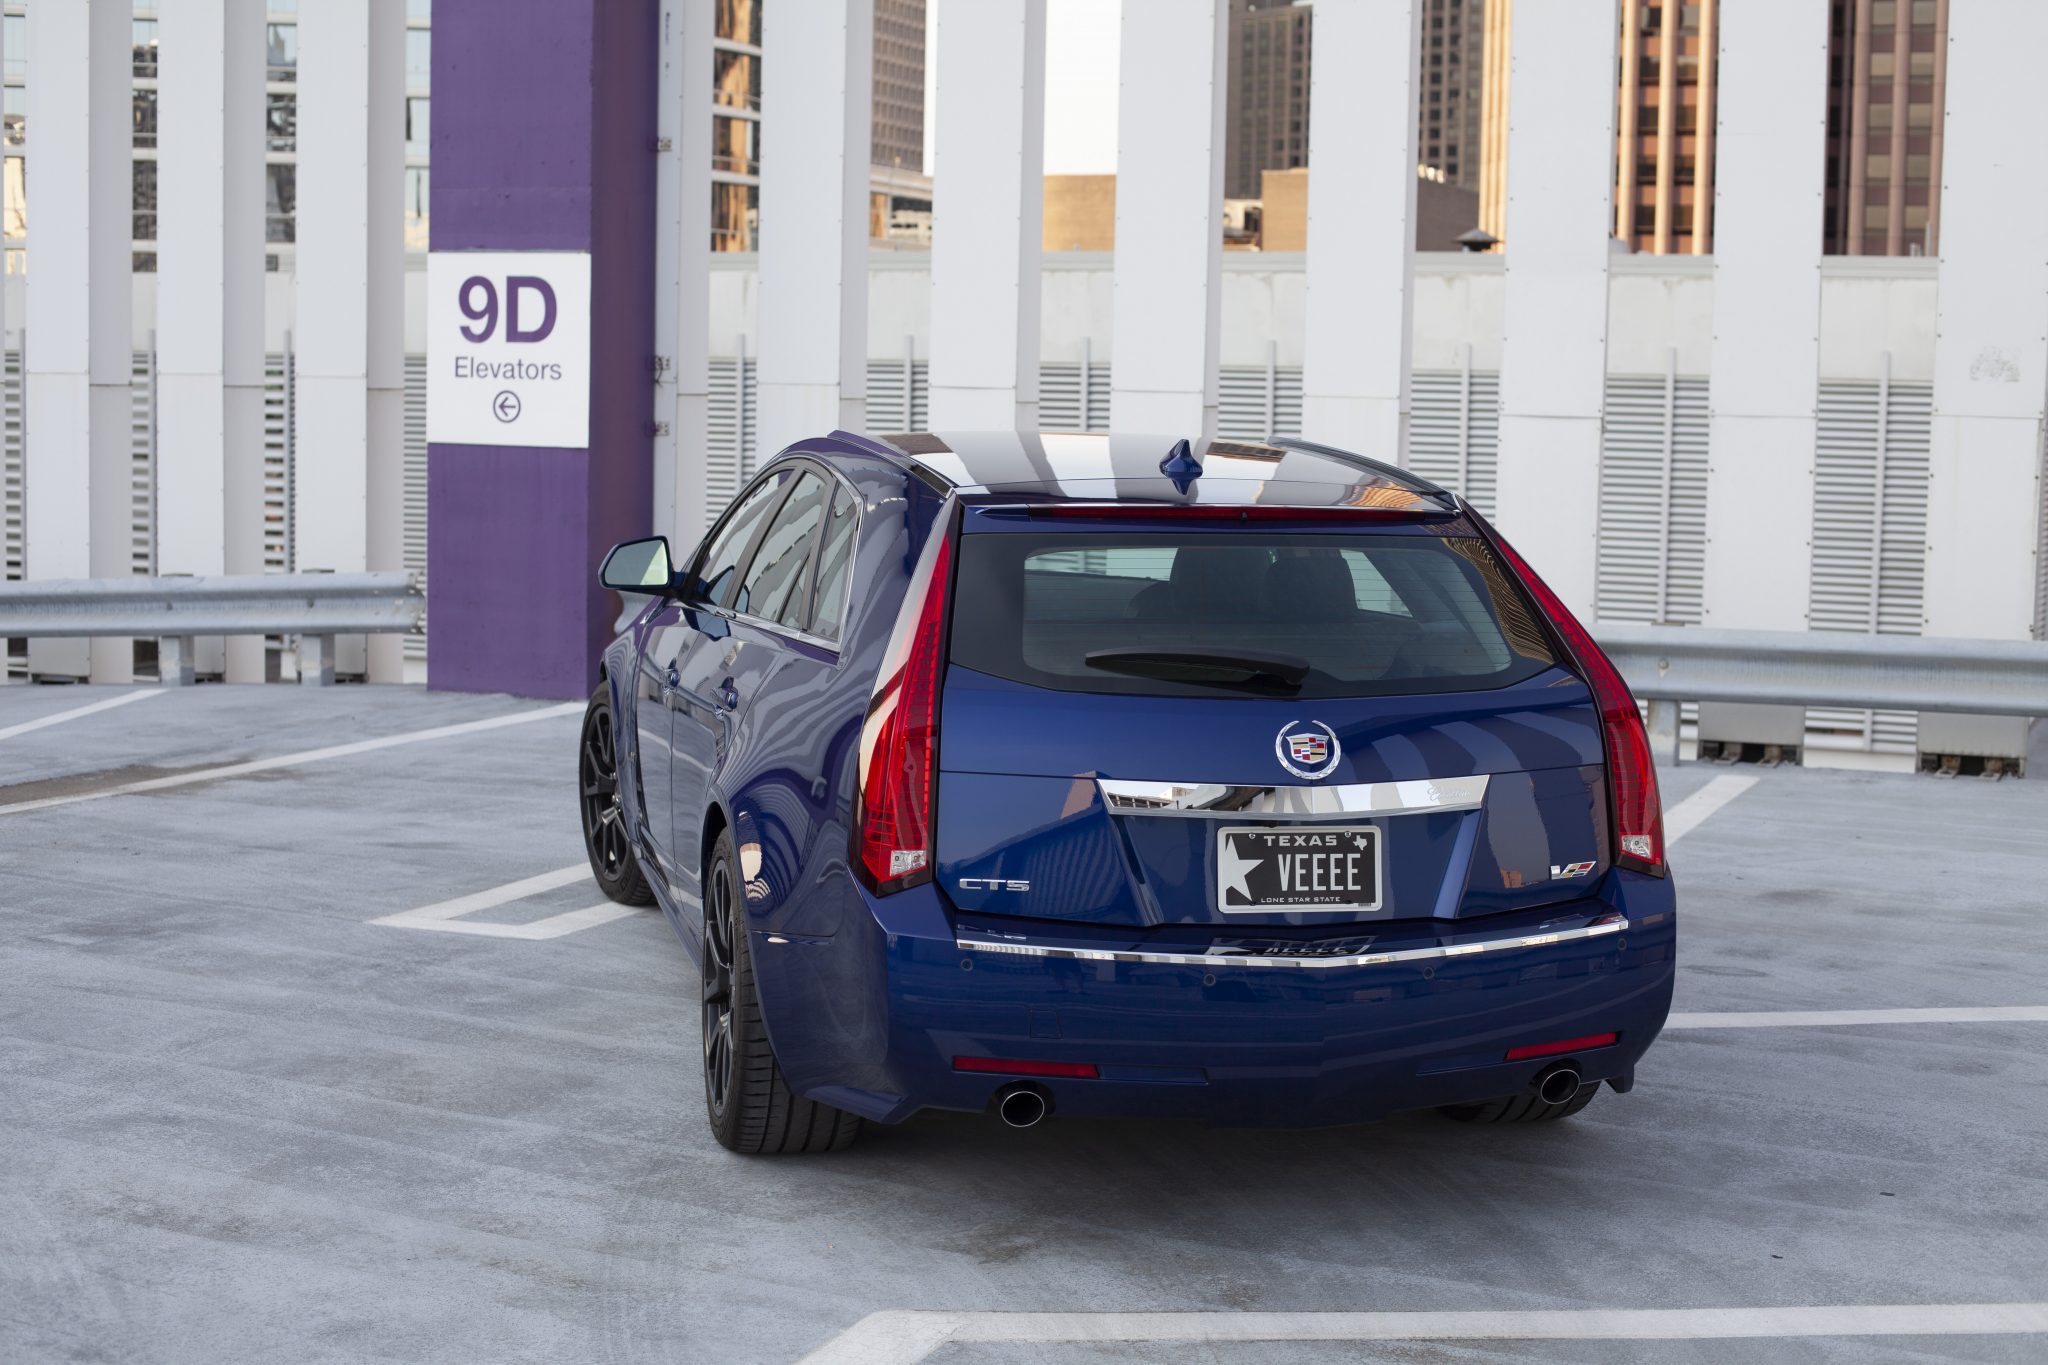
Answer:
[768,869,1675,1128]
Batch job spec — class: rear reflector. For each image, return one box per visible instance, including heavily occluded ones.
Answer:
[853,510,956,895]
[953,1056,1100,1079]
[1479,523,1667,876]
[1505,1032,1618,1062]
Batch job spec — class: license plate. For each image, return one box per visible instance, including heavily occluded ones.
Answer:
[1216,825,1381,913]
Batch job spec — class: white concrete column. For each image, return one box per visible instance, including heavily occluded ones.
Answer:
[928,0,1045,431]
[296,0,405,681]
[1301,0,1419,460]
[159,0,268,682]
[656,0,712,545]
[223,0,269,681]
[1701,0,1828,632]
[24,0,132,681]
[1109,0,1226,437]
[1924,0,2048,646]
[1493,0,1618,617]
[756,0,873,460]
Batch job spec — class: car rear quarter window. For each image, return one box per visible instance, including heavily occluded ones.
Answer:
[949,530,1556,699]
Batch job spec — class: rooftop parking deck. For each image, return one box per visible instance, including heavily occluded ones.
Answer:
[2,685,2044,1364]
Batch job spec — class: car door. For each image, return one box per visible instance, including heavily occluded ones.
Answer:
[671,466,833,868]
[641,467,795,894]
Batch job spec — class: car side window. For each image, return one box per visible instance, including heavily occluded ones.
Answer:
[696,468,793,608]
[737,471,829,623]
[807,484,859,640]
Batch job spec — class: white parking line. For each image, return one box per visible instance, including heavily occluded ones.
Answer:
[0,700,582,815]
[1663,773,1759,844]
[0,688,164,743]
[370,863,645,939]
[798,1303,2048,1365]
[1668,1005,2048,1029]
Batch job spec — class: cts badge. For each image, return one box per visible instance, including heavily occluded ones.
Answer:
[1550,860,1597,879]
[958,878,1030,892]
[1275,719,1342,780]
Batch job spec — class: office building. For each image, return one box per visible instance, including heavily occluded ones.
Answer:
[1223,0,1311,202]
[1613,0,1717,255]
[1824,0,1948,256]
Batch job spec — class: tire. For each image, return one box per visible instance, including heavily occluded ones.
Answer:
[579,684,656,906]
[1438,1081,1600,1124]
[701,829,863,1154]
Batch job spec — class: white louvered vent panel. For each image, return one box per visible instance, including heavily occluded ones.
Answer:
[3,351,20,678]
[1038,360,1112,433]
[4,350,22,587]
[131,350,157,576]
[864,358,914,434]
[909,360,929,432]
[263,352,294,573]
[1217,366,1275,441]
[1808,377,1929,754]
[705,354,762,527]
[1407,368,1499,516]
[403,355,429,663]
[2035,423,2048,641]
[1595,371,1707,627]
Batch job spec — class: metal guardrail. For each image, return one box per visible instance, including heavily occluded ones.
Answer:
[0,572,423,686]
[1597,624,2048,762]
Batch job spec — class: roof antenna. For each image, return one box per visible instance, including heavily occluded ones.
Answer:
[1159,438,1203,494]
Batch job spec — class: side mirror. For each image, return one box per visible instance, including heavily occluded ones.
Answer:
[599,537,676,595]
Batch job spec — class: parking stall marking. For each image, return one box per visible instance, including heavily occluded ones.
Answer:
[370,863,646,939]
[0,700,582,815]
[798,1303,2048,1365]
[0,688,165,743]
[1662,772,1759,844]
[1668,1005,2048,1030]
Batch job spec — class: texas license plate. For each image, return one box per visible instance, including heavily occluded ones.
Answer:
[1216,825,1381,912]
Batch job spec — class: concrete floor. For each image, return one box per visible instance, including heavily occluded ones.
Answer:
[1,685,2043,1364]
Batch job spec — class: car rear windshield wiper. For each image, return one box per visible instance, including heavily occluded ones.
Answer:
[1083,648,1311,694]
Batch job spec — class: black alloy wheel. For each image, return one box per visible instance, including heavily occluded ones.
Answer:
[701,828,863,1154]
[580,685,655,905]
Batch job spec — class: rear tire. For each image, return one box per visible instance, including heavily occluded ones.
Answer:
[579,685,655,906]
[1439,1082,1600,1124]
[701,829,863,1154]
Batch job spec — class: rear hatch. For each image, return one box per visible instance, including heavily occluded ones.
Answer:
[934,510,1610,929]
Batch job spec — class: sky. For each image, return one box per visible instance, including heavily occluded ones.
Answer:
[922,0,1122,178]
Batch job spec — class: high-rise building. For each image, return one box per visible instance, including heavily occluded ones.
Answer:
[1,1,433,275]
[712,0,763,253]
[1223,0,1311,203]
[1824,0,1948,256]
[1613,0,1717,255]
[871,0,924,172]
[1417,0,1485,188]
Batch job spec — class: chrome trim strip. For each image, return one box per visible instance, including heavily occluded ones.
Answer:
[1097,774,1490,819]
[954,914,1625,971]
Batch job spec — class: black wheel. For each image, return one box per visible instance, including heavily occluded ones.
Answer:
[701,829,863,1154]
[580,685,655,906]
[1439,1082,1600,1124]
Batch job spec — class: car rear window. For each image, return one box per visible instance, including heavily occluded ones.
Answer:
[948,531,1557,699]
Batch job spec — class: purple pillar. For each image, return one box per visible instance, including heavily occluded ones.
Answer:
[426,0,656,699]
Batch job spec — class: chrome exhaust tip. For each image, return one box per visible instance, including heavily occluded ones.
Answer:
[995,1083,1051,1129]
[1534,1063,1583,1106]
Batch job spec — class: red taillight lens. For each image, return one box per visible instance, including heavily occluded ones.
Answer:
[953,1056,1100,1079]
[853,512,955,894]
[1505,1032,1619,1062]
[1481,526,1666,876]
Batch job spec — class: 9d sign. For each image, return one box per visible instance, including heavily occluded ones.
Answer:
[427,250,591,449]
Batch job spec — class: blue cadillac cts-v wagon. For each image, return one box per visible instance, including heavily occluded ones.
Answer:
[581,432,1674,1153]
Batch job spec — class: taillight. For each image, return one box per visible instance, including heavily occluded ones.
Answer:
[853,506,956,894]
[1480,522,1666,877]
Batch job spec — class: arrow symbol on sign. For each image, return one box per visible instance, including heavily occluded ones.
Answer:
[493,390,522,423]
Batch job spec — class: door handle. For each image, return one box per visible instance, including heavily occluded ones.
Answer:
[717,676,740,710]
[666,665,681,690]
